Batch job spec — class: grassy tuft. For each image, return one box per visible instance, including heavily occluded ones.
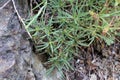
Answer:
[25,0,120,78]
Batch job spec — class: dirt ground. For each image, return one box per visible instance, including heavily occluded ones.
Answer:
[65,41,120,80]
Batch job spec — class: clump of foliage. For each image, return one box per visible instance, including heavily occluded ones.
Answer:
[25,0,120,77]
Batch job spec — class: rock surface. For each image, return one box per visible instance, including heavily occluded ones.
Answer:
[0,0,61,80]
[0,1,34,80]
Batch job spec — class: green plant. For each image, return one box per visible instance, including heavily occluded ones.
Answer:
[25,0,120,79]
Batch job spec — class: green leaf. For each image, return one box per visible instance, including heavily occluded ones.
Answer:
[105,37,114,45]
[26,1,47,28]
[97,35,115,45]
[115,0,120,6]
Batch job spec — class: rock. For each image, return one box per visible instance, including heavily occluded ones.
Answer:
[0,0,61,80]
[25,68,35,80]
[0,1,33,79]
[0,53,15,74]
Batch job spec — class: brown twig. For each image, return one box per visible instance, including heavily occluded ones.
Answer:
[109,17,115,26]
[30,0,33,16]
[0,0,11,10]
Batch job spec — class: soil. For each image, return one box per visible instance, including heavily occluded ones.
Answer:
[65,42,120,80]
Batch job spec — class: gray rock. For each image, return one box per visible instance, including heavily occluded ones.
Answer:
[0,0,61,80]
[0,1,33,80]
[0,52,15,74]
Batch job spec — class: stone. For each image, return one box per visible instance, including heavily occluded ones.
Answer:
[0,1,33,79]
[0,53,15,74]
[0,0,60,80]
